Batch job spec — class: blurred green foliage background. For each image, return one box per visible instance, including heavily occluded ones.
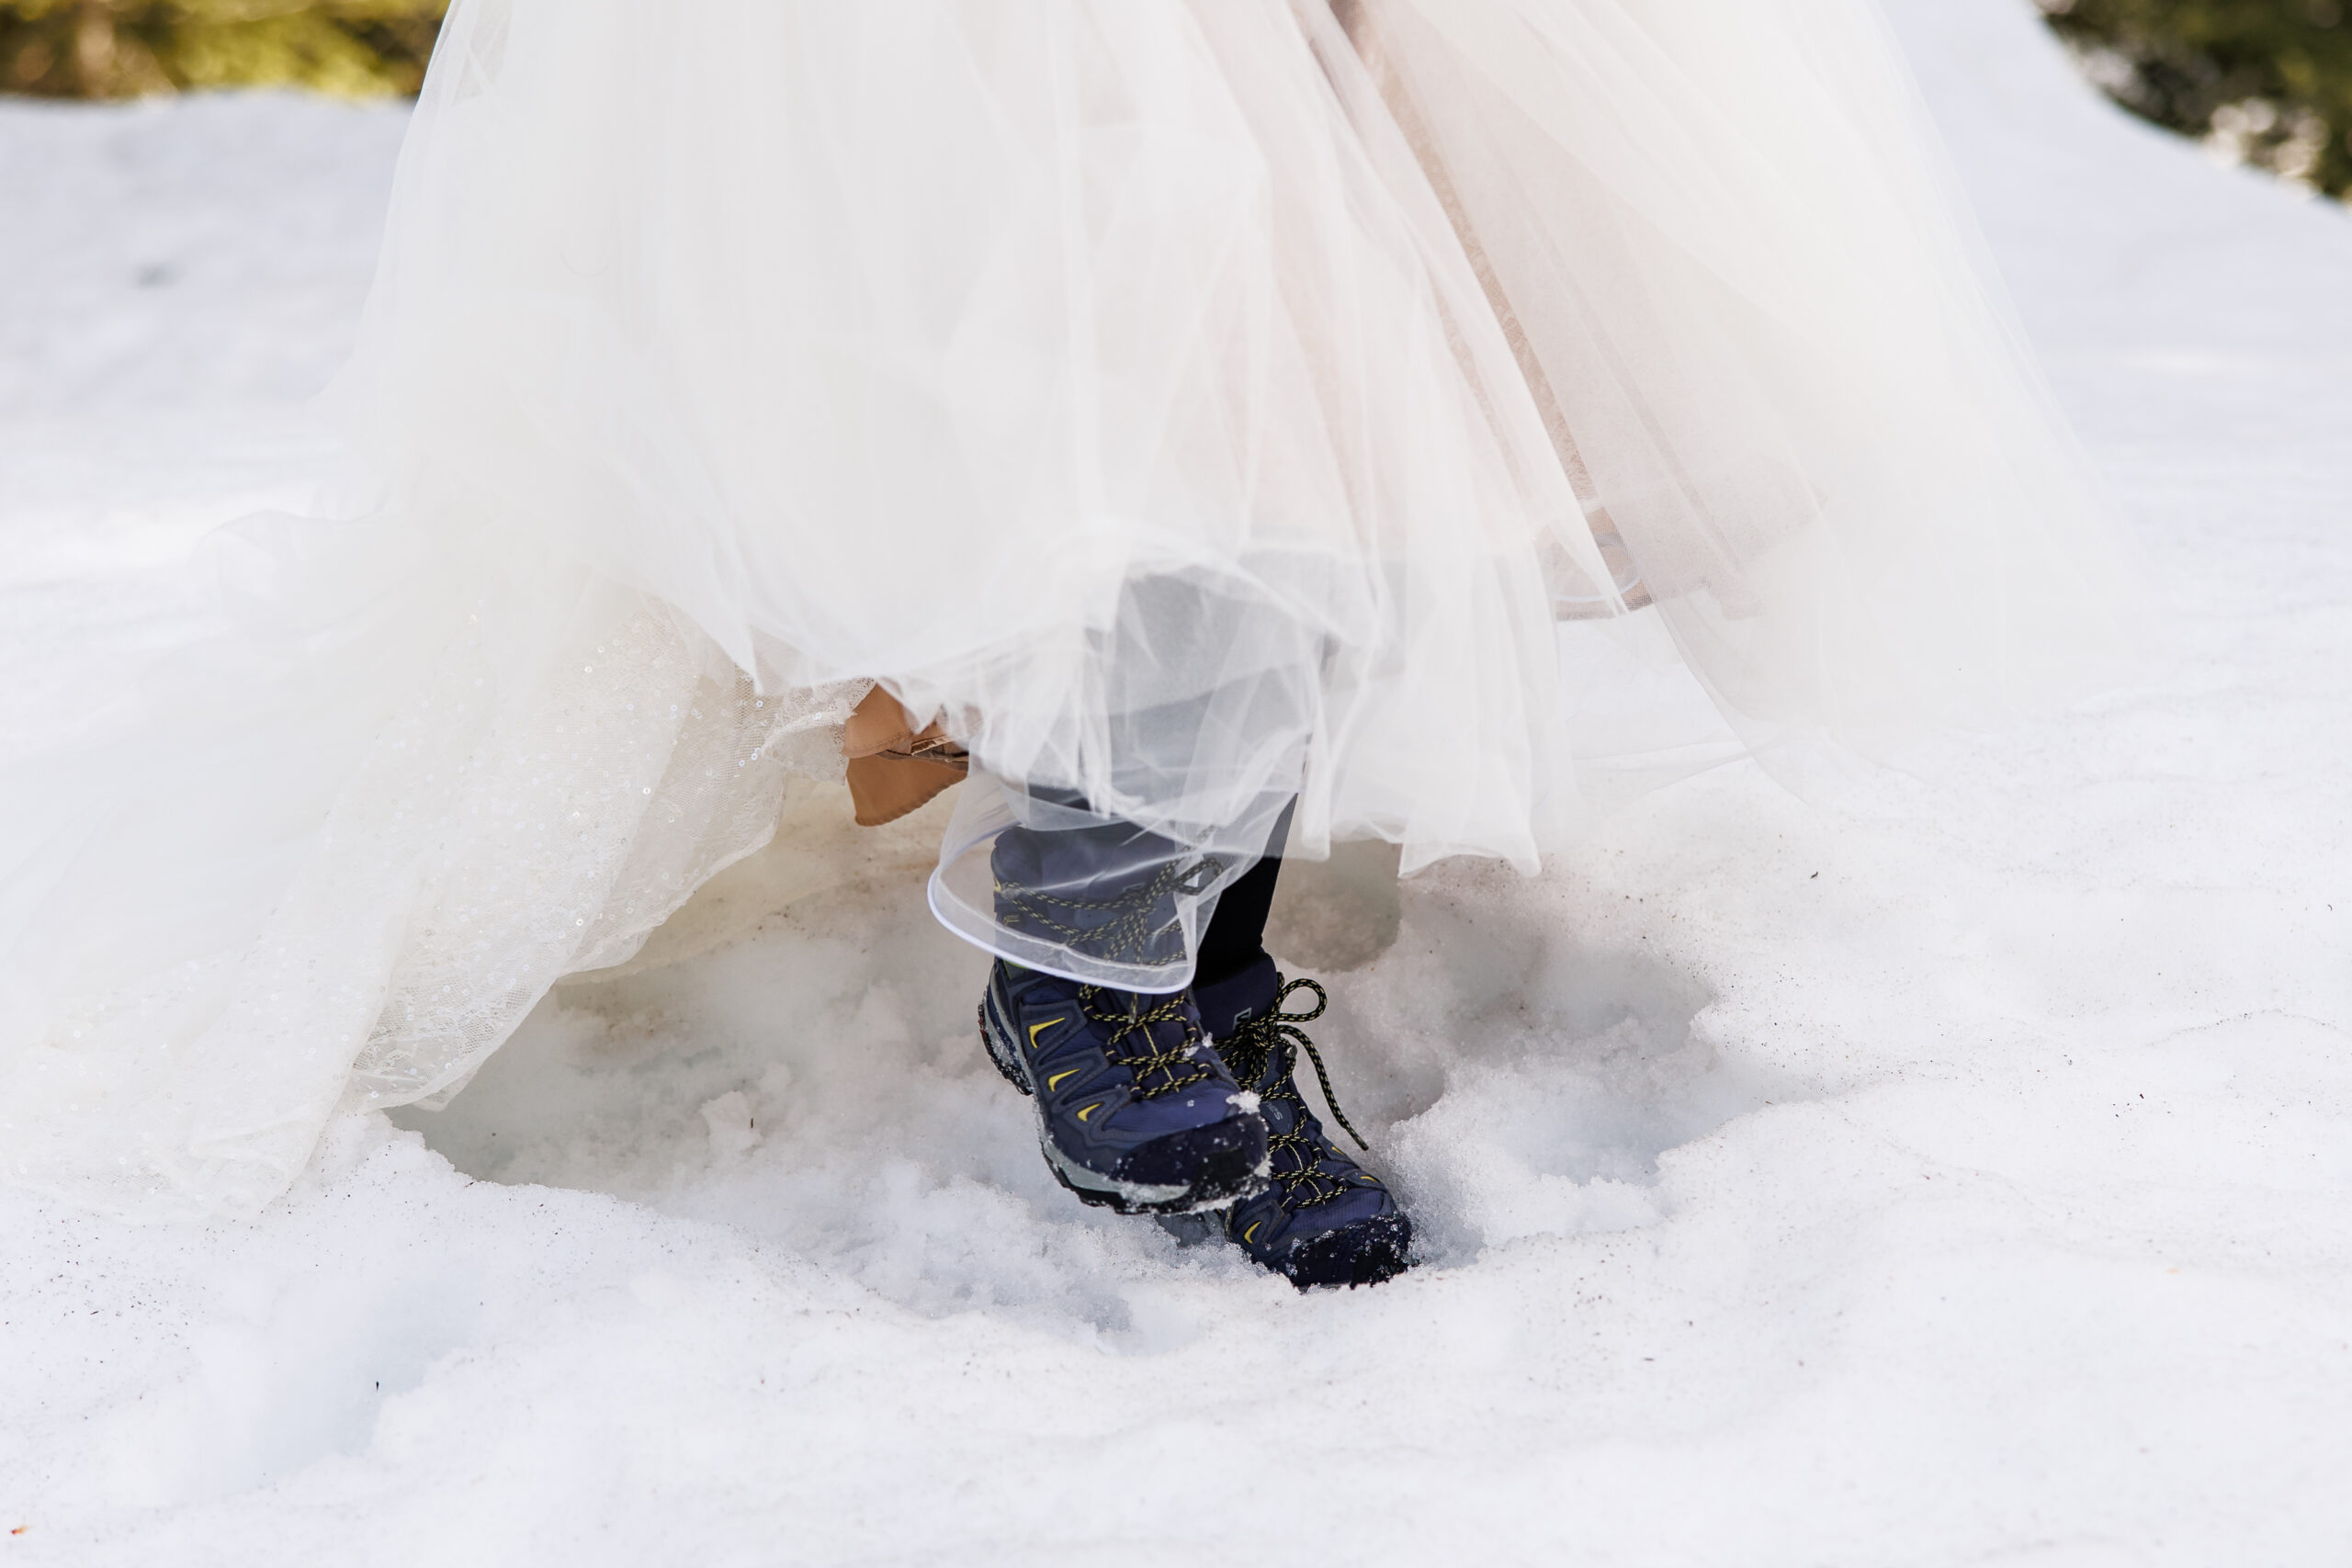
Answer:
[0,1,2346,200]
[0,0,444,99]
[2041,0,2352,196]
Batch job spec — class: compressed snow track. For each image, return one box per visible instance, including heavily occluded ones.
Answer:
[4,2,2350,1562]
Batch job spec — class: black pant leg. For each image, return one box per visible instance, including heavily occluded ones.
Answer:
[1193,798,1295,990]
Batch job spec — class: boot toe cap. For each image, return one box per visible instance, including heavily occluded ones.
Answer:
[1118,1113,1269,1205]
[1272,1208,1414,1291]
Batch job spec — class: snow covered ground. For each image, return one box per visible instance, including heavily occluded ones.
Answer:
[4,1,2350,1562]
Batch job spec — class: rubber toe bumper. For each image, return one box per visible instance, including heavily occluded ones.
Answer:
[1270,1210,1414,1291]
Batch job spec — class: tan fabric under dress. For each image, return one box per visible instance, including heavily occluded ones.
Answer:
[842,685,969,827]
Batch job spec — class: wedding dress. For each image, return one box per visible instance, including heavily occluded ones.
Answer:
[0,0,2129,1216]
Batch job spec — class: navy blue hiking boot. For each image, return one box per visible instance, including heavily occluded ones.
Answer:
[980,960,1269,1214]
[1185,956,1412,1289]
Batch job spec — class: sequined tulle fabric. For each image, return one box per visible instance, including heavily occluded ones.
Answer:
[3,0,2130,1213]
[5,531,863,1213]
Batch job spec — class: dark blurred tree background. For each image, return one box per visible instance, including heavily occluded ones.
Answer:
[2040,0,2352,196]
[0,1,443,98]
[1,1,2346,199]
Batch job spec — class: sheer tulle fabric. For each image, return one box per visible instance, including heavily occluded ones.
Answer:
[1,0,2127,1213]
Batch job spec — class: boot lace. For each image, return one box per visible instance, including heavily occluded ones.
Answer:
[1216,977,1368,1211]
[996,855,1226,970]
[1077,986,1215,1100]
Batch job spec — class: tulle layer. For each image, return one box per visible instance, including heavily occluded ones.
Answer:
[2,516,861,1214]
[343,0,2129,917]
[3,0,2130,1211]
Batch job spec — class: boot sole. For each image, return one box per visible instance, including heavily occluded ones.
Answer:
[979,989,1269,1217]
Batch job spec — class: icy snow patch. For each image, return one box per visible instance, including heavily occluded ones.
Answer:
[392,792,1774,1329]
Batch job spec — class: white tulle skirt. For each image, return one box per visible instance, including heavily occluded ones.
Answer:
[1,0,2129,1214]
